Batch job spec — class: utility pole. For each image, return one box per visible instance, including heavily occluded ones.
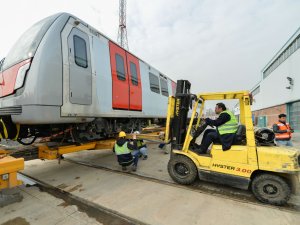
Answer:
[117,0,129,50]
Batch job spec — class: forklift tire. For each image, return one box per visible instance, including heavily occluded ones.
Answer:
[251,173,291,206]
[168,155,198,185]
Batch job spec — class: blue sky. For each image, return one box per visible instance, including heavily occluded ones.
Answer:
[1,0,300,94]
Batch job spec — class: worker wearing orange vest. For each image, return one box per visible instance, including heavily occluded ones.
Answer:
[272,114,294,147]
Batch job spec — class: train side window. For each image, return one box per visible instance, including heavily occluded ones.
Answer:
[116,54,126,81]
[160,77,169,96]
[149,73,160,94]
[73,35,88,68]
[130,62,138,85]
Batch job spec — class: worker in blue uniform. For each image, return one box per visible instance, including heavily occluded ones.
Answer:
[113,131,139,171]
[193,103,238,154]
[132,131,148,160]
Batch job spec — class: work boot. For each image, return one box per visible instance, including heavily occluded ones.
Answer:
[132,165,137,172]
[190,144,206,155]
[190,143,200,150]
[122,166,127,171]
[142,155,148,160]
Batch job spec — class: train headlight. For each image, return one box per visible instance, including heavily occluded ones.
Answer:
[14,62,30,90]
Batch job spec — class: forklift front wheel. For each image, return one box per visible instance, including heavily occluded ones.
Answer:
[251,173,291,206]
[168,155,197,185]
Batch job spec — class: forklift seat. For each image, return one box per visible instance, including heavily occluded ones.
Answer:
[234,124,246,145]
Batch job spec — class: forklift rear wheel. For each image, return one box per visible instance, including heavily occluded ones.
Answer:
[251,173,291,206]
[168,155,197,185]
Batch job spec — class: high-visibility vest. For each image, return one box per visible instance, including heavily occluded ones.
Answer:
[137,140,143,148]
[114,142,131,155]
[218,110,238,135]
[275,122,292,140]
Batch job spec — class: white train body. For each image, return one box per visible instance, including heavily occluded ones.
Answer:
[0,13,176,141]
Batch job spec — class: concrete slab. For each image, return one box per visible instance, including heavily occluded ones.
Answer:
[64,143,172,182]
[0,186,102,225]
[62,143,300,206]
[19,144,300,225]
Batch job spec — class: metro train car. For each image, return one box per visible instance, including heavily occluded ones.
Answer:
[0,13,176,144]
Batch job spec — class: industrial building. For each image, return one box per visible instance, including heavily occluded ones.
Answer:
[251,27,300,132]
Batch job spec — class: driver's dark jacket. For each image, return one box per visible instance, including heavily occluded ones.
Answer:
[205,112,236,150]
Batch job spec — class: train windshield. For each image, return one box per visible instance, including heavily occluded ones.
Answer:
[0,58,4,71]
[2,14,59,71]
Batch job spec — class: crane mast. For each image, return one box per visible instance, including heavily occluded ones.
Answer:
[117,0,129,50]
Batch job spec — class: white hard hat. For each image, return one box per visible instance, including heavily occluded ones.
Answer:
[134,131,140,134]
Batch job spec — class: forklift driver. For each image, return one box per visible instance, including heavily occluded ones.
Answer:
[193,103,238,154]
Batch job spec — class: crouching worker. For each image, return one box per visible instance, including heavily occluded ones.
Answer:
[133,131,148,160]
[113,131,139,172]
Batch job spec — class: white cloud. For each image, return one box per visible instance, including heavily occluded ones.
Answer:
[128,0,300,93]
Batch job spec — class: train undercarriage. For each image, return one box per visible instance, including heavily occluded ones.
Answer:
[0,116,165,145]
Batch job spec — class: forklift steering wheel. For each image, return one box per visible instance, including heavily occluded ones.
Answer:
[191,121,208,138]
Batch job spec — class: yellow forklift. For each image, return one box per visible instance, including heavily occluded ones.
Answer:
[165,80,300,205]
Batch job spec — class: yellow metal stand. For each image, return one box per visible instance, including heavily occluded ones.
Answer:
[38,132,165,161]
[0,130,166,191]
[38,142,97,160]
[0,154,24,190]
[126,133,165,142]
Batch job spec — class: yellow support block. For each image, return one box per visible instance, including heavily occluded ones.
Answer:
[0,156,24,190]
[38,145,58,160]
[0,149,9,155]
[57,142,96,155]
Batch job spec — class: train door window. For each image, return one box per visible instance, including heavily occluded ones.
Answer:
[73,35,88,68]
[130,62,138,86]
[149,73,160,94]
[115,54,126,81]
[160,76,169,97]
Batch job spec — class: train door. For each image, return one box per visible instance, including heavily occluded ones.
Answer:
[126,52,142,110]
[67,28,92,105]
[109,41,129,109]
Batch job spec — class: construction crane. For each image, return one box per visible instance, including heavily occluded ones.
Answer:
[117,0,129,50]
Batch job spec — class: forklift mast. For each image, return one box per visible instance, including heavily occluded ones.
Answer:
[172,80,192,150]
